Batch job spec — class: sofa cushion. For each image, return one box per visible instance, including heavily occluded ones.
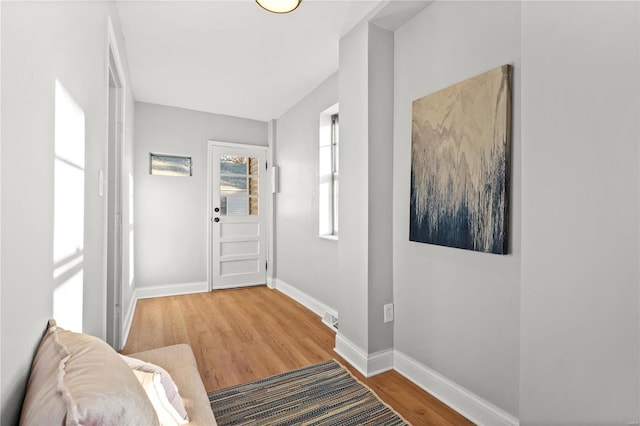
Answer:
[20,320,159,426]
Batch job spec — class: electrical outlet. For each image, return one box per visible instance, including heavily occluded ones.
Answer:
[383,303,394,323]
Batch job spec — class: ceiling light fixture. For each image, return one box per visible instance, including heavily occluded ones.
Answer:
[256,0,301,14]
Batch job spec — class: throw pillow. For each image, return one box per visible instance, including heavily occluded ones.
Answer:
[120,354,189,421]
[20,320,159,426]
[132,370,189,426]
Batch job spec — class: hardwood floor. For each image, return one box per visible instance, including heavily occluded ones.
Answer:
[122,286,473,425]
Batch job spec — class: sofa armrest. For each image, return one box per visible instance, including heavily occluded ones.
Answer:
[129,344,217,426]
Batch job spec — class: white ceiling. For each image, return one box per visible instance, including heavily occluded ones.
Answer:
[116,0,383,122]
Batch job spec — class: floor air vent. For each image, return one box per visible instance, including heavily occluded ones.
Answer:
[321,312,339,332]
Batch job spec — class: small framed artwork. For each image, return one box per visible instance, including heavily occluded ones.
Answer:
[149,153,192,177]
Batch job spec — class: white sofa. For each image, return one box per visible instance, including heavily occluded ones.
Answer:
[19,320,217,425]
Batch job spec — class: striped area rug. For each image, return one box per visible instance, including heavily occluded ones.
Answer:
[208,360,409,425]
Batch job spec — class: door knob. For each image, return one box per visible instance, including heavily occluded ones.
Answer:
[214,207,220,212]
[214,217,220,223]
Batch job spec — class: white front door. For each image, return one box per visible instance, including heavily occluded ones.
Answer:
[209,143,267,289]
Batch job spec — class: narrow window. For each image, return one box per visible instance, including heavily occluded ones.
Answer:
[330,113,339,236]
[319,104,338,239]
[149,153,192,177]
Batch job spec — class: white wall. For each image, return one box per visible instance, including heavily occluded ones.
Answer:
[133,102,267,289]
[274,73,341,310]
[337,21,372,353]
[520,2,639,423]
[393,1,522,416]
[0,2,134,423]
[366,23,394,354]
[393,0,640,421]
[336,20,395,364]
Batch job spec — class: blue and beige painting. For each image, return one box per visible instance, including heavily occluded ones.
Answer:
[410,65,512,254]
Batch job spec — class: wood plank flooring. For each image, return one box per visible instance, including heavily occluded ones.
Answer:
[122,286,473,425]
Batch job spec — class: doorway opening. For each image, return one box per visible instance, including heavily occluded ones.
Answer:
[106,41,124,349]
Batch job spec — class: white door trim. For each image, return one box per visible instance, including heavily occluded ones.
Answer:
[105,18,127,350]
[206,141,269,291]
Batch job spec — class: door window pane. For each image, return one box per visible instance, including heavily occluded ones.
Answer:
[249,178,259,195]
[221,155,249,175]
[226,196,249,216]
[221,175,248,194]
[219,155,259,216]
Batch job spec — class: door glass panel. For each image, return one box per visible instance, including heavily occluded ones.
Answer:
[249,178,258,195]
[226,196,249,216]
[220,155,248,175]
[221,175,247,194]
[219,155,259,216]
[249,196,258,215]
[220,196,227,215]
[249,157,259,175]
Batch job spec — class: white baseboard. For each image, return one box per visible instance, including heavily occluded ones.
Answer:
[334,333,368,376]
[369,347,394,376]
[334,333,393,378]
[394,351,519,426]
[271,279,393,378]
[120,281,208,349]
[266,276,275,289]
[334,332,517,424]
[135,281,208,300]
[272,278,337,319]
[120,277,517,425]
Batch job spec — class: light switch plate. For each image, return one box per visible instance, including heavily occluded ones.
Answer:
[384,303,394,323]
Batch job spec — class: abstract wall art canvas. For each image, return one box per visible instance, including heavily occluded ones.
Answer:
[410,65,512,254]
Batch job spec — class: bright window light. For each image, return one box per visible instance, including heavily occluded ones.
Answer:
[150,153,192,176]
[53,80,85,332]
